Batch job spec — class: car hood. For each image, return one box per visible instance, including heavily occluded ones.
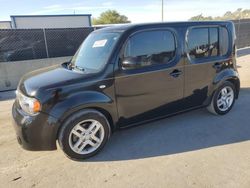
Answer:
[19,64,88,96]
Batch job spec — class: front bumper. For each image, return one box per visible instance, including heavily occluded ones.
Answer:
[12,100,58,151]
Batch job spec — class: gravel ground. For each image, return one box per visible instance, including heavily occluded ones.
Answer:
[0,55,250,188]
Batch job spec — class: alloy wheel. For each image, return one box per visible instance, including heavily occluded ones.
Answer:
[216,86,234,112]
[68,119,105,155]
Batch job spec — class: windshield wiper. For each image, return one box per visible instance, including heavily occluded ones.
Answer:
[74,65,85,71]
[68,63,85,72]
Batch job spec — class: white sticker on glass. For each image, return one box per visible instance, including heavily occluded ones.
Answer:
[92,39,108,48]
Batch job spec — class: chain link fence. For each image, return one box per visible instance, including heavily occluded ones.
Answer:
[0,29,47,62]
[0,27,93,62]
[0,21,249,63]
[233,19,250,49]
[45,28,93,58]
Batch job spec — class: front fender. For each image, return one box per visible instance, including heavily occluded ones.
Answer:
[48,90,118,129]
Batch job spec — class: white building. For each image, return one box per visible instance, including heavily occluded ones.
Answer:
[0,21,12,29]
[10,14,92,29]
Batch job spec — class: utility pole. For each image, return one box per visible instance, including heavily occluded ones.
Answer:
[237,11,242,43]
[161,0,164,22]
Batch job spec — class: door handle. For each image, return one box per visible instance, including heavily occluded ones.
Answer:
[213,62,222,70]
[170,69,182,78]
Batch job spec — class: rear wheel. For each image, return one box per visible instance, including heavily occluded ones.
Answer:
[207,81,236,115]
[58,109,111,160]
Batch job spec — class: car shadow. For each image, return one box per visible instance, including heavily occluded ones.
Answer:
[88,87,250,162]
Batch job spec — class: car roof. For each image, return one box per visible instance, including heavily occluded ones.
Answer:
[94,21,233,33]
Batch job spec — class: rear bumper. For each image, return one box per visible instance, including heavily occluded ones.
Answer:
[12,100,58,151]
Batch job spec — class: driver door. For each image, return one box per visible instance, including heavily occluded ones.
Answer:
[115,29,185,127]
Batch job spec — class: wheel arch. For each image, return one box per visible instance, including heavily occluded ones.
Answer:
[225,77,240,99]
[213,69,240,99]
[48,91,118,143]
[56,107,116,141]
[205,69,240,106]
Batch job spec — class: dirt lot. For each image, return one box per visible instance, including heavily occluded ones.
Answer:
[0,55,250,188]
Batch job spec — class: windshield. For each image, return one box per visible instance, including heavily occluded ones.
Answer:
[71,32,120,72]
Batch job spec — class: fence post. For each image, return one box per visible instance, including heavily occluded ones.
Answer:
[43,28,49,58]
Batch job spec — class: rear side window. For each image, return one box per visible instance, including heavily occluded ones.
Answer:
[188,28,210,59]
[187,26,229,62]
[124,30,176,68]
[209,27,219,57]
[219,27,229,56]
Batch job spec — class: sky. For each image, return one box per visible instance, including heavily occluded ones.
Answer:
[0,0,249,23]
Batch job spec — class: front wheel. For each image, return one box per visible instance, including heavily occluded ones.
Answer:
[207,81,236,115]
[58,109,111,160]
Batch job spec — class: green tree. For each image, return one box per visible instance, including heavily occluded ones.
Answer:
[189,14,213,21]
[92,10,131,25]
[189,8,250,21]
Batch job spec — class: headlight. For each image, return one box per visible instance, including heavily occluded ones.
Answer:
[16,91,41,115]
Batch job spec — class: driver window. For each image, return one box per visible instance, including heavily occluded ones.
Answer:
[124,30,176,69]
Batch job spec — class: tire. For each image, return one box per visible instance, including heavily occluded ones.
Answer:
[58,109,111,160]
[207,81,236,115]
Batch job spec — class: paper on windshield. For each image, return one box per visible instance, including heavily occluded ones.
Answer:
[92,39,107,48]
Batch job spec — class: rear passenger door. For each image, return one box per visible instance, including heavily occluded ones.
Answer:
[184,26,230,107]
[115,29,185,127]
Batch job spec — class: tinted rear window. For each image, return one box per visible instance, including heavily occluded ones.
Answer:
[188,28,209,59]
[187,26,229,62]
[209,27,219,57]
[219,27,229,56]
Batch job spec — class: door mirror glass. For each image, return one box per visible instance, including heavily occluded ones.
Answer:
[121,57,138,70]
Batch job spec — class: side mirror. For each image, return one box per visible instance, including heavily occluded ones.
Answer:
[121,57,138,70]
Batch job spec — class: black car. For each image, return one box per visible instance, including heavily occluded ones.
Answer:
[12,21,240,160]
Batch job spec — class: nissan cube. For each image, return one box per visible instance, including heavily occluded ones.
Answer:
[12,21,240,160]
